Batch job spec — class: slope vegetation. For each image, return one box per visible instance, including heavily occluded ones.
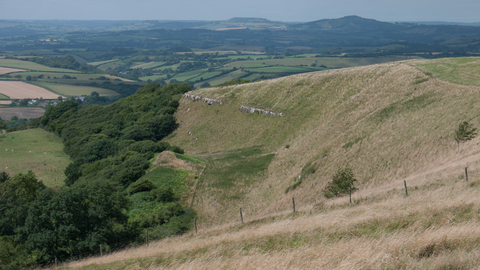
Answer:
[166,57,480,224]
[61,57,480,269]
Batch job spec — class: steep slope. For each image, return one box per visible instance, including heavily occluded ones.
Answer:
[165,58,480,225]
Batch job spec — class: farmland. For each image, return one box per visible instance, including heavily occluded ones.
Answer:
[0,81,62,99]
[33,82,121,97]
[0,128,70,187]
[0,107,46,120]
[0,59,78,73]
[0,67,26,75]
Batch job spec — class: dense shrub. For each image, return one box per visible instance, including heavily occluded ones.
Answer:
[323,168,358,198]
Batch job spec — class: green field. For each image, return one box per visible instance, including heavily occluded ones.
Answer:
[244,66,322,73]
[204,70,249,86]
[6,71,124,81]
[139,74,168,81]
[87,59,119,66]
[0,59,79,73]
[0,93,9,99]
[0,129,70,187]
[132,62,165,69]
[189,71,223,81]
[224,56,420,69]
[33,82,120,97]
[171,69,206,81]
[414,57,480,86]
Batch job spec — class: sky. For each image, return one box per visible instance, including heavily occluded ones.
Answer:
[1,0,480,23]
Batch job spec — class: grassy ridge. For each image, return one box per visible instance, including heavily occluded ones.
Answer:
[58,57,480,269]
[166,57,480,224]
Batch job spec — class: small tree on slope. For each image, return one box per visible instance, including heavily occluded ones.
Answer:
[454,121,477,152]
[323,168,357,199]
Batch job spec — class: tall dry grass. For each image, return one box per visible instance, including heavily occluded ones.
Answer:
[64,176,480,269]
[58,59,480,269]
[167,60,480,225]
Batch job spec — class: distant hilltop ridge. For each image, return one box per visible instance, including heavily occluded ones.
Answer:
[3,15,480,33]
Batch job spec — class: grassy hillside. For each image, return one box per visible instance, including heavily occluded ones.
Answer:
[165,57,480,225]
[51,57,480,269]
[0,128,70,187]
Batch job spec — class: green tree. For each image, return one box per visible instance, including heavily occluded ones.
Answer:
[454,121,478,152]
[323,168,357,199]
[0,119,7,130]
[16,181,132,263]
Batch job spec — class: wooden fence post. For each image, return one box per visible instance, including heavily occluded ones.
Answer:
[194,218,197,234]
[404,180,408,197]
[465,167,469,183]
[239,207,243,224]
[349,187,352,204]
[100,244,102,256]
[292,197,295,213]
[146,230,149,247]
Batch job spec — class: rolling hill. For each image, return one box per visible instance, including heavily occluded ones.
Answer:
[55,57,480,268]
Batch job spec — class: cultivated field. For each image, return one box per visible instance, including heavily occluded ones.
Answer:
[0,81,62,99]
[0,66,27,75]
[0,107,45,120]
[0,100,12,105]
[34,82,121,97]
[0,59,78,73]
[0,129,70,187]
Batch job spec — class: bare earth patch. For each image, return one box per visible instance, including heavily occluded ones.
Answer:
[0,81,62,99]
[0,107,45,120]
[0,67,27,75]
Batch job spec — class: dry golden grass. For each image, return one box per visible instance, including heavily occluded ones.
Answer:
[62,177,480,269]
[166,60,480,225]
[59,58,480,269]
[0,81,63,99]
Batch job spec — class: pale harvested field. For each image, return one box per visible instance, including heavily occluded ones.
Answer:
[0,81,62,99]
[0,107,45,120]
[0,67,26,75]
[0,100,12,105]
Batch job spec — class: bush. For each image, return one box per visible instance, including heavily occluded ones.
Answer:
[129,179,156,195]
[323,168,357,199]
[169,145,184,154]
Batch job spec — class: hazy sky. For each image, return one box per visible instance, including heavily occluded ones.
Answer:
[1,0,479,22]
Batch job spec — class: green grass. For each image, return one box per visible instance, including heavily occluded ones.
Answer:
[140,62,166,69]
[0,93,9,99]
[32,82,120,97]
[171,69,206,82]
[139,74,169,81]
[414,57,480,86]
[245,66,322,73]
[201,146,275,194]
[141,167,191,195]
[189,71,222,82]
[0,129,70,187]
[174,153,204,163]
[0,59,79,73]
[206,70,249,86]
[87,59,119,66]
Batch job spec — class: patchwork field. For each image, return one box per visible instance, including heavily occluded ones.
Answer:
[0,59,78,73]
[0,81,62,99]
[0,128,70,187]
[33,82,121,97]
[0,107,46,120]
[0,67,27,75]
